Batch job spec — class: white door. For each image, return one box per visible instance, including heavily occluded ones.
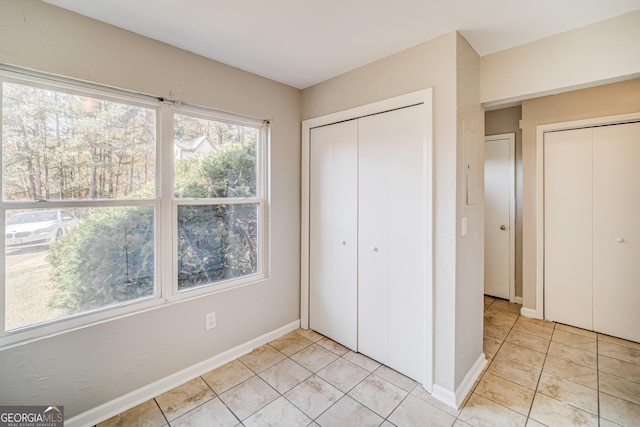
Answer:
[309,120,358,350]
[544,128,593,330]
[358,104,426,381]
[544,122,640,342]
[484,134,515,300]
[593,122,640,343]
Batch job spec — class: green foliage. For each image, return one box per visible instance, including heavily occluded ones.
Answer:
[175,141,258,289]
[174,142,256,198]
[48,136,258,312]
[48,206,155,312]
[177,203,257,290]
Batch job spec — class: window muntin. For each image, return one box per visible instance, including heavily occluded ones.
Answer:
[173,111,265,293]
[0,69,268,343]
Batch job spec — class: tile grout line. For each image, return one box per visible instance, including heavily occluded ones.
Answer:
[152,397,171,426]
[524,320,556,425]
[283,346,342,425]
[261,340,319,424]
[299,331,436,426]
[490,307,529,419]
[293,346,373,424]
[458,298,527,424]
[277,333,387,425]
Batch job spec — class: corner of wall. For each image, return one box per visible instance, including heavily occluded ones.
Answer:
[452,31,485,390]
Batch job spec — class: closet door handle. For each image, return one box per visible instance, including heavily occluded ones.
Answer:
[341,240,347,245]
[616,237,625,243]
[372,246,379,252]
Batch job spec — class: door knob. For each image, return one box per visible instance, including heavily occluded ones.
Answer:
[341,240,346,245]
[616,237,624,243]
[372,246,379,252]
[500,225,507,230]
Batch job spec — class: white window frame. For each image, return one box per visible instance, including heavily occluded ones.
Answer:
[166,105,269,301]
[0,66,270,348]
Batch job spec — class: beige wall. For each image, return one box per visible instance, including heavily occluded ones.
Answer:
[0,0,301,418]
[485,106,523,298]
[302,31,485,401]
[520,79,640,311]
[481,10,640,106]
[454,33,484,388]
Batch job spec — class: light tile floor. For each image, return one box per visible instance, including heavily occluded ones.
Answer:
[98,296,640,426]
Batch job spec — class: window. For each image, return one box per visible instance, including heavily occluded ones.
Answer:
[0,69,268,343]
[172,110,266,294]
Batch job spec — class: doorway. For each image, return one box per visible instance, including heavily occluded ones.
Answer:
[484,133,515,301]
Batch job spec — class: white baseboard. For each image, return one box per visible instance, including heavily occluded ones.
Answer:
[520,307,542,319]
[514,296,523,305]
[431,384,457,409]
[454,353,487,407]
[66,320,300,427]
[431,353,487,409]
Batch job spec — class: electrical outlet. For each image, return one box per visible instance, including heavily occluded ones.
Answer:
[205,312,216,330]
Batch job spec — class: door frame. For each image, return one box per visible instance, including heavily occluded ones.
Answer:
[533,112,640,320]
[484,133,516,302]
[300,89,433,389]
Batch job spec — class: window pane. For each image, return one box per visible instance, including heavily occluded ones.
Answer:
[4,206,155,330]
[2,81,156,201]
[174,114,257,198]
[177,203,258,290]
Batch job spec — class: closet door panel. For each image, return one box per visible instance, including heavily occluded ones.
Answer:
[309,121,358,350]
[593,122,640,343]
[358,105,426,380]
[544,128,593,330]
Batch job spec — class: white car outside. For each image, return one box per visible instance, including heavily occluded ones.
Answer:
[5,209,80,250]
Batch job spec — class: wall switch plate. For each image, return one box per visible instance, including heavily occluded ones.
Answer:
[205,312,216,330]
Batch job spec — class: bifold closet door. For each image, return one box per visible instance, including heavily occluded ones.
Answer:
[593,123,640,343]
[358,104,426,380]
[544,128,593,330]
[545,122,640,343]
[309,120,358,350]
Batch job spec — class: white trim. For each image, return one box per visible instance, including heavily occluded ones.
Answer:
[514,296,523,305]
[456,354,488,407]
[535,112,640,320]
[484,133,516,302]
[520,307,539,318]
[65,320,300,427]
[300,89,434,390]
[431,384,457,410]
[169,106,270,301]
[431,353,488,409]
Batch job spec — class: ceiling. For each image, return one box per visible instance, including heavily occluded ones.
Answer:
[44,0,640,89]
